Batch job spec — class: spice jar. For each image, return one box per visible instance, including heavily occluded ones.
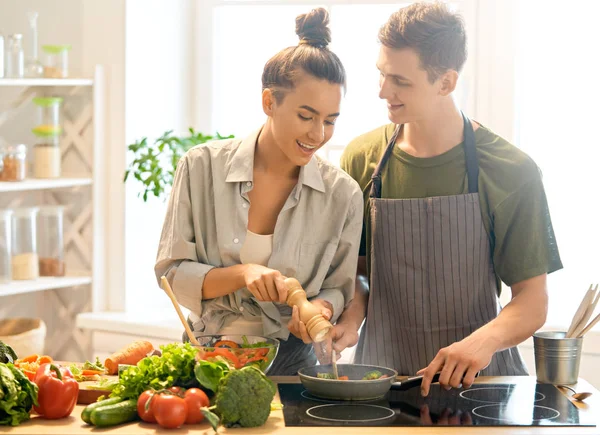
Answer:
[33,132,61,179]
[42,45,71,78]
[0,144,27,182]
[12,207,39,280]
[37,206,65,277]
[0,210,12,283]
[5,34,24,78]
[32,97,63,134]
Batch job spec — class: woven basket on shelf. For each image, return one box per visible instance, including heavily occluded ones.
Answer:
[0,318,47,357]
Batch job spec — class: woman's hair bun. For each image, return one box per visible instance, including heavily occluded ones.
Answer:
[296,7,331,48]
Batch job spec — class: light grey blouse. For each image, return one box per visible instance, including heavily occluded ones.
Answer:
[155,127,364,340]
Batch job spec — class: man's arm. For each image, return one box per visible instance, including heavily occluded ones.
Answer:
[330,256,370,353]
[420,273,548,395]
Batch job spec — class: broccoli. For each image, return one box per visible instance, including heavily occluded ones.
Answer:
[316,372,335,379]
[202,365,276,430]
[362,370,384,380]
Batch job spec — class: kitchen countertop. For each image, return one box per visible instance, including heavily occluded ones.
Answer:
[4,376,599,435]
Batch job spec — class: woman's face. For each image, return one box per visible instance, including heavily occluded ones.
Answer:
[266,73,342,167]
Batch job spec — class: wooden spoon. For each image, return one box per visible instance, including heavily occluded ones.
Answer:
[559,385,593,401]
[567,285,596,338]
[572,284,599,338]
[160,275,201,346]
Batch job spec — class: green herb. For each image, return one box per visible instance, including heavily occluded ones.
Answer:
[110,342,198,400]
[240,335,271,349]
[83,357,104,371]
[194,360,231,393]
[124,128,234,202]
[0,363,39,426]
[0,341,17,364]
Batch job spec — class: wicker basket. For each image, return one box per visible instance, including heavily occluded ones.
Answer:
[0,318,47,357]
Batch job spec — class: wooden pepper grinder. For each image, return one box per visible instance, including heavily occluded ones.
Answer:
[284,277,333,342]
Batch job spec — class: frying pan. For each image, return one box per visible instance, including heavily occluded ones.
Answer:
[298,364,441,401]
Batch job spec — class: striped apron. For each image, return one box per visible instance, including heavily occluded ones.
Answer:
[355,113,528,376]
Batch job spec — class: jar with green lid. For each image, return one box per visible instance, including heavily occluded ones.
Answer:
[0,144,27,182]
[42,45,71,78]
[32,97,63,135]
[33,131,61,179]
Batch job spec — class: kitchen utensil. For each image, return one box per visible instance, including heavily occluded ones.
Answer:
[160,275,201,346]
[576,311,600,338]
[566,284,595,338]
[558,385,593,402]
[298,364,441,401]
[571,284,599,338]
[331,348,339,379]
[533,331,583,385]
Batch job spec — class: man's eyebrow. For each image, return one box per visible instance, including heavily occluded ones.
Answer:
[299,105,340,117]
[376,65,411,82]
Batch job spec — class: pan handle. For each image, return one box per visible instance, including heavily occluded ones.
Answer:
[390,372,441,391]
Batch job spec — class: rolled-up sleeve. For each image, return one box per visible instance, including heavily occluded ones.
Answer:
[313,187,364,323]
[155,156,215,314]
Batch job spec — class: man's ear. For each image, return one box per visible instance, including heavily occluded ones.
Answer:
[438,70,459,96]
[262,88,276,116]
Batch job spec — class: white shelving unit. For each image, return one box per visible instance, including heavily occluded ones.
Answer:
[0,67,106,361]
[0,178,92,193]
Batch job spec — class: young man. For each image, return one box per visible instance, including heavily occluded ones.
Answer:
[337,2,562,396]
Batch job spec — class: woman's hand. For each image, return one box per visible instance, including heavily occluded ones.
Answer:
[287,299,333,343]
[243,264,288,303]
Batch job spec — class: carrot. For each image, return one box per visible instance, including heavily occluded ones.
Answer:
[338,376,349,380]
[81,369,104,376]
[104,340,154,375]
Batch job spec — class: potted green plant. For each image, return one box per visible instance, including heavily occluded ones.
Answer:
[124,128,233,201]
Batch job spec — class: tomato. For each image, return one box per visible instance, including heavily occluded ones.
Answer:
[136,390,156,423]
[168,386,186,397]
[183,388,210,424]
[152,394,188,429]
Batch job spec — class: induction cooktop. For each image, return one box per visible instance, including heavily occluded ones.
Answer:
[277,381,596,427]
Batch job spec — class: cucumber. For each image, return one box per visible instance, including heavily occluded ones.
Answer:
[81,397,123,424]
[90,399,138,427]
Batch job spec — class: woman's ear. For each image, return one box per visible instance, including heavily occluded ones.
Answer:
[438,70,459,96]
[262,88,276,116]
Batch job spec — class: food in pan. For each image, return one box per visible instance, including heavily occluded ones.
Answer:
[315,370,389,380]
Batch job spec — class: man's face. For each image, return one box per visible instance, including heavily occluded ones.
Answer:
[377,46,443,124]
[269,73,342,167]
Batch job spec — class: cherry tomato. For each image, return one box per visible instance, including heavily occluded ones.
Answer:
[183,388,210,424]
[137,390,156,423]
[152,394,188,429]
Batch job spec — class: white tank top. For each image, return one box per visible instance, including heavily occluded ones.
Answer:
[220,229,274,336]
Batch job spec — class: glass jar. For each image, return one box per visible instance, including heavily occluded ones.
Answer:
[0,144,27,182]
[0,210,12,283]
[33,133,61,179]
[5,34,24,78]
[12,207,39,280]
[32,97,63,135]
[42,45,71,78]
[37,206,65,277]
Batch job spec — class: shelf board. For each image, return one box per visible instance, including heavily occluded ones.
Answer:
[0,276,92,297]
[0,177,92,192]
[0,78,93,87]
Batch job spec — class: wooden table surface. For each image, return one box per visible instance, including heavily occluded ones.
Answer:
[3,376,598,435]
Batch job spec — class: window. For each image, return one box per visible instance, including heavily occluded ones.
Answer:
[513,1,600,327]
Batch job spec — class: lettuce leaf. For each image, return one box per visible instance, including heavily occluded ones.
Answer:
[0,363,38,426]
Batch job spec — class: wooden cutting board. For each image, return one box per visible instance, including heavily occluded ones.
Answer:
[77,376,118,404]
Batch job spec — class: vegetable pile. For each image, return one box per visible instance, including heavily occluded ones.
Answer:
[0,363,38,426]
[197,337,277,372]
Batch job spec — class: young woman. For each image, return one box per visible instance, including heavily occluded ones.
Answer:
[155,8,363,375]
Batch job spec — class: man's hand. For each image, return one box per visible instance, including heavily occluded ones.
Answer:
[243,264,287,303]
[311,322,361,365]
[287,299,333,343]
[418,332,498,396]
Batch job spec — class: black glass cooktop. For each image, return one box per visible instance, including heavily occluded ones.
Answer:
[278,382,597,427]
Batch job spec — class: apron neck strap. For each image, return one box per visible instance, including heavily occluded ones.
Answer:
[369,112,479,199]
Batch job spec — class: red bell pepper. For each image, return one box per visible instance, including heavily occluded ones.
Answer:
[33,363,79,419]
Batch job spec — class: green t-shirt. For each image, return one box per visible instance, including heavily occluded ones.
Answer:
[340,122,563,289]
